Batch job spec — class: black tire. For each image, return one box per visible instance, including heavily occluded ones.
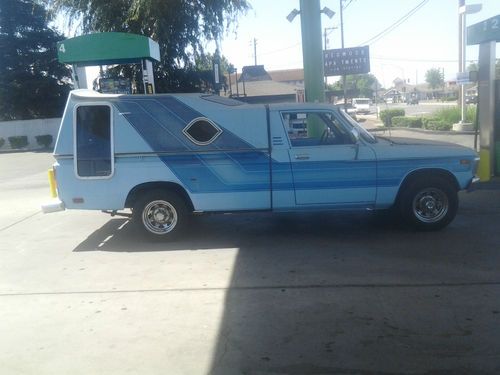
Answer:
[132,189,189,240]
[399,176,458,231]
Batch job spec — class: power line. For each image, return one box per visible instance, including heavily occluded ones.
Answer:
[358,0,429,46]
[343,0,355,11]
[259,42,301,56]
[372,55,478,63]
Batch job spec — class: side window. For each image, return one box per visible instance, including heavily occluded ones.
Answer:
[282,111,354,147]
[75,105,112,177]
[183,117,222,145]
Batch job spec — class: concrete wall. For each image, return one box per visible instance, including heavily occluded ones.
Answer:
[0,118,61,151]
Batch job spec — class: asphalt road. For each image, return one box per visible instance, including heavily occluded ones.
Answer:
[1,149,500,374]
[368,101,460,117]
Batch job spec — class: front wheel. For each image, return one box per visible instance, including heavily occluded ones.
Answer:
[132,190,189,239]
[399,176,458,231]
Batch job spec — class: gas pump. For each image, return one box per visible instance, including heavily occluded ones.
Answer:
[467,15,500,181]
[57,32,160,95]
[495,79,500,176]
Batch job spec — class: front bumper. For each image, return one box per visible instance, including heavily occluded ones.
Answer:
[466,177,480,192]
[41,199,66,213]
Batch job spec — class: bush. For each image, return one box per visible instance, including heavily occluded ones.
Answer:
[380,109,405,127]
[440,96,458,102]
[0,138,4,148]
[8,136,29,149]
[425,120,452,131]
[429,106,477,128]
[391,116,423,128]
[35,134,53,148]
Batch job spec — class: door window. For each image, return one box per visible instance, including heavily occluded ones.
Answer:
[281,111,354,147]
[75,105,113,178]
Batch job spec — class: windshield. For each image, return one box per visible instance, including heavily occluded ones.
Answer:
[339,109,377,143]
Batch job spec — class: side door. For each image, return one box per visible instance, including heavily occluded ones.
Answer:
[282,110,376,207]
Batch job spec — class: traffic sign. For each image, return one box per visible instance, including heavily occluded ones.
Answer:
[323,46,370,76]
[467,15,500,45]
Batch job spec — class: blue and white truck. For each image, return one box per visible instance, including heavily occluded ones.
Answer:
[42,90,479,238]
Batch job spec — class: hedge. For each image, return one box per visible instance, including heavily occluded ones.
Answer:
[425,120,452,131]
[35,134,53,148]
[8,136,29,149]
[380,109,405,127]
[391,116,423,128]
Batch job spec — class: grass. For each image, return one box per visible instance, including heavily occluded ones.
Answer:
[431,106,477,127]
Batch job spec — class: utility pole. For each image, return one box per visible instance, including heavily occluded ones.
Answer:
[253,38,257,65]
[458,0,465,122]
[299,0,325,104]
[340,0,347,107]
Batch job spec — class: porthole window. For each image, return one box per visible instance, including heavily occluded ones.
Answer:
[183,117,222,145]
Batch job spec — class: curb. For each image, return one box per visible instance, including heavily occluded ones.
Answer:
[367,126,477,136]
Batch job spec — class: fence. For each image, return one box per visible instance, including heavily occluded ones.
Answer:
[0,118,61,151]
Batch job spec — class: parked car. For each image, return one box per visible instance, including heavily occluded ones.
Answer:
[42,90,479,238]
[406,96,419,105]
[465,95,477,104]
[352,98,371,114]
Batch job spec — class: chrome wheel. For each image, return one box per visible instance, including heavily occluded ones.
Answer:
[412,188,449,223]
[142,200,178,234]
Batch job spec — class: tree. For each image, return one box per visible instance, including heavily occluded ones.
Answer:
[50,0,249,93]
[425,68,444,90]
[0,0,71,120]
[329,73,380,98]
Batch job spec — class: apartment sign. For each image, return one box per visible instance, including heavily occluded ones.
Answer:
[323,46,370,76]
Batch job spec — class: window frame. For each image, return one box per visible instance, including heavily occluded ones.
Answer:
[280,110,355,148]
[73,102,115,180]
[182,117,223,146]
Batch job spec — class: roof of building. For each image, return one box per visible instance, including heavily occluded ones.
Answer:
[225,80,299,98]
[268,68,304,82]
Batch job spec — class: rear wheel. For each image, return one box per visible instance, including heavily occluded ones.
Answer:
[399,176,458,231]
[132,190,189,239]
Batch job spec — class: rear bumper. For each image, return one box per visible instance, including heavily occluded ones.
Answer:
[41,199,66,213]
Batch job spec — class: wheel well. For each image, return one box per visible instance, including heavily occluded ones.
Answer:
[125,182,194,211]
[395,168,460,205]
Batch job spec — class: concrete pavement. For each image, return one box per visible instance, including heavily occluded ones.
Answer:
[1,151,500,374]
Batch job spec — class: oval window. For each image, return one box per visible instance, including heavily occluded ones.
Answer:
[183,117,222,145]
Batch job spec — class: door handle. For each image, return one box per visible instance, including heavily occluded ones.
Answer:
[294,154,310,160]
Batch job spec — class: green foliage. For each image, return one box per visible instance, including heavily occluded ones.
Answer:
[380,109,405,127]
[440,96,458,102]
[431,106,477,127]
[424,120,452,131]
[0,138,5,148]
[35,134,53,148]
[391,116,423,128]
[50,0,249,93]
[0,0,71,120]
[8,136,29,149]
[330,74,380,98]
[425,68,444,90]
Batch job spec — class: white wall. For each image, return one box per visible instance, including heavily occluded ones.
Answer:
[0,118,61,151]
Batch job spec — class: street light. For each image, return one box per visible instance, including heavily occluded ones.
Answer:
[286,8,300,23]
[321,7,335,19]
[458,2,482,124]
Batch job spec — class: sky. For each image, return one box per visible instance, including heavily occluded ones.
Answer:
[215,0,500,88]
[55,0,500,90]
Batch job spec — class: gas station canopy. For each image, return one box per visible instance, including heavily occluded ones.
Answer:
[57,32,160,66]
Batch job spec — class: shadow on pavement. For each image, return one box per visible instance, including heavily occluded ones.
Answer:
[73,190,500,373]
